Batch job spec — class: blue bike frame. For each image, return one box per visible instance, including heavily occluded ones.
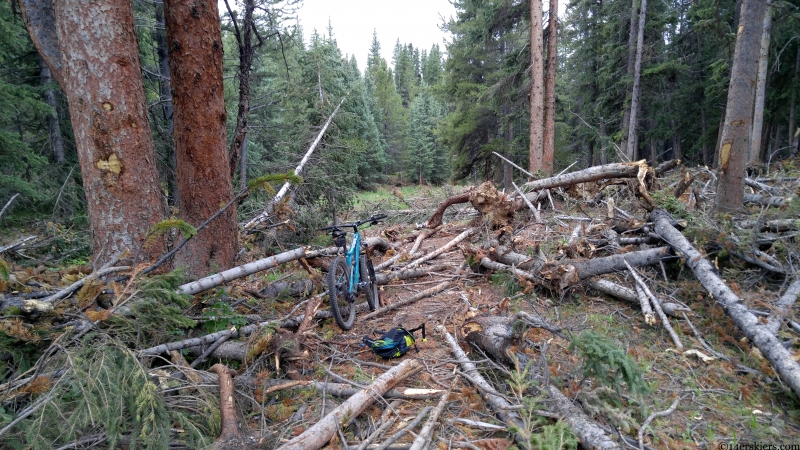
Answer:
[344,230,362,297]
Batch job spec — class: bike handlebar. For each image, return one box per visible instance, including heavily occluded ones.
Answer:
[319,214,387,232]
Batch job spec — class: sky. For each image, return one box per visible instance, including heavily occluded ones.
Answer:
[296,0,457,70]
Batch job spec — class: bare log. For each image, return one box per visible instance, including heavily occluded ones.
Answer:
[437,325,530,448]
[0,236,35,254]
[409,377,456,450]
[0,193,20,220]
[458,316,622,449]
[625,261,682,348]
[375,263,452,285]
[653,159,680,177]
[568,247,675,280]
[277,358,421,450]
[245,97,346,229]
[536,247,676,290]
[585,279,689,317]
[744,194,787,207]
[745,178,781,195]
[361,281,450,321]
[305,237,390,259]
[178,247,306,295]
[651,208,800,398]
[765,279,800,335]
[42,265,131,305]
[405,228,477,269]
[208,364,257,449]
[734,218,800,232]
[673,170,694,198]
[523,161,646,192]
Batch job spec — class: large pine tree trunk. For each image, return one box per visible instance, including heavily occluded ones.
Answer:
[626,0,648,162]
[20,0,167,268]
[529,0,545,174]
[542,0,558,174]
[748,5,771,166]
[165,0,238,277]
[716,0,767,211]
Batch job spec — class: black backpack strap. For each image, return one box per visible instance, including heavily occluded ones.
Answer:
[407,323,426,342]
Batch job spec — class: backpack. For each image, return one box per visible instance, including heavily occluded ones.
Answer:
[362,324,426,359]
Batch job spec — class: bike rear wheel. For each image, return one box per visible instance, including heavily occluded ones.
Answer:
[327,256,355,330]
[360,255,379,311]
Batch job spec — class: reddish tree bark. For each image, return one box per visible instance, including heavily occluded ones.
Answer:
[164,0,238,277]
[20,0,166,267]
[542,0,558,174]
[716,0,767,211]
[529,0,545,174]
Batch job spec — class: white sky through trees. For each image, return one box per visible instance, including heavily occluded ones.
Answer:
[297,0,564,72]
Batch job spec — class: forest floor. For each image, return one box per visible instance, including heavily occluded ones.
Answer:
[2,161,800,449]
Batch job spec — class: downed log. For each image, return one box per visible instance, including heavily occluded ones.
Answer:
[743,194,786,207]
[304,237,390,259]
[436,325,530,449]
[375,263,452,285]
[208,364,258,449]
[651,208,800,398]
[276,358,421,450]
[404,228,477,269]
[585,279,690,318]
[459,316,623,449]
[764,279,800,335]
[523,160,647,192]
[245,96,346,229]
[653,159,680,177]
[409,376,456,450]
[178,247,307,295]
[361,281,450,321]
[538,247,676,290]
[733,218,800,232]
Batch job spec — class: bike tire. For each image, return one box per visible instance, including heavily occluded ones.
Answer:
[360,255,380,311]
[327,256,355,330]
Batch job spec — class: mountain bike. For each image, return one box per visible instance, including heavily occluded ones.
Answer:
[319,214,387,330]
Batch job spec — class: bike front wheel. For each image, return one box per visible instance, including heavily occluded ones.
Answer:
[327,256,355,330]
[360,255,379,311]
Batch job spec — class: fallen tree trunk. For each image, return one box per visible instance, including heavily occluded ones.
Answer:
[765,279,800,335]
[304,237,391,259]
[743,194,786,207]
[458,316,623,450]
[522,161,646,192]
[245,97,346,229]
[535,247,675,291]
[361,281,450,321]
[651,208,800,399]
[436,325,530,449]
[277,358,421,450]
[178,247,307,295]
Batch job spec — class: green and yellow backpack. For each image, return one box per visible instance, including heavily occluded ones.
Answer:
[362,324,426,359]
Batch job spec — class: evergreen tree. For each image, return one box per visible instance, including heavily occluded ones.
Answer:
[406,90,447,184]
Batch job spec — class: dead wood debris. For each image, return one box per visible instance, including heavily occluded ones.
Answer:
[5,159,800,448]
